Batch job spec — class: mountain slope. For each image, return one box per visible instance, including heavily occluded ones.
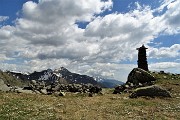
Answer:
[7,67,99,86]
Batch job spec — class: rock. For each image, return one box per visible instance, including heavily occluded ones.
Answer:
[40,89,47,95]
[125,84,130,88]
[160,71,165,74]
[129,85,171,98]
[59,91,66,96]
[23,86,33,90]
[15,87,34,94]
[89,86,102,93]
[54,91,66,96]
[113,85,125,94]
[130,83,134,87]
[127,68,156,85]
[88,93,93,97]
[0,79,10,92]
[163,76,167,79]
[31,80,37,85]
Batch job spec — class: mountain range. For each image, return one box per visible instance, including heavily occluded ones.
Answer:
[4,67,123,88]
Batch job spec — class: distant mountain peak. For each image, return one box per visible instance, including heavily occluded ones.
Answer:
[7,67,99,86]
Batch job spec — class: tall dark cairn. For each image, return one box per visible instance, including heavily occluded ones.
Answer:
[136,45,149,71]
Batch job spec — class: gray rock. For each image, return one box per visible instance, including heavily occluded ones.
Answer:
[40,89,47,95]
[127,68,156,85]
[113,85,125,94]
[125,84,130,88]
[59,91,66,96]
[31,80,37,85]
[54,91,66,96]
[129,85,171,98]
[15,88,34,94]
[88,93,93,97]
[0,79,10,92]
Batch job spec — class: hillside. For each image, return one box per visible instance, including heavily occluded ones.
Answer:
[0,70,29,87]
[0,71,179,119]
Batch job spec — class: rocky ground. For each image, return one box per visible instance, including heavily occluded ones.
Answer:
[0,69,179,119]
[0,80,179,120]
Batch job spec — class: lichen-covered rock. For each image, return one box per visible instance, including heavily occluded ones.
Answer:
[0,79,10,92]
[127,68,156,85]
[129,85,171,98]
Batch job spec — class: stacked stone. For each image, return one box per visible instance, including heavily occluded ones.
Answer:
[136,45,148,71]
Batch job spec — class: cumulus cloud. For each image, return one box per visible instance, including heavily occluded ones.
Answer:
[149,62,180,73]
[148,44,180,58]
[162,0,180,34]
[0,0,179,81]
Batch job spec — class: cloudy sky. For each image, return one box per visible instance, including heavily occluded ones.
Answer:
[0,0,179,82]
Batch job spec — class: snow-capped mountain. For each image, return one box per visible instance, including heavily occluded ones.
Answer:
[95,77,124,88]
[8,67,99,85]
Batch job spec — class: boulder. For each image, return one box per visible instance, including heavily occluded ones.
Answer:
[129,85,171,98]
[127,68,156,85]
[31,80,37,85]
[40,89,47,95]
[89,86,102,93]
[113,85,126,94]
[0,79,10,92]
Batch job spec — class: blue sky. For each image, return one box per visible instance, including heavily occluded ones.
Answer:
[0,0,179,82]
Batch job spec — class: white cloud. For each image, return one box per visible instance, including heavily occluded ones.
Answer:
[0,0,179,81]
[163,0,180,34]
[148,44,180,58]
[149,62,180,73]
[0,16,9,22]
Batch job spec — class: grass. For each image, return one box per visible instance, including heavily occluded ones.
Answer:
[0,72,180,120]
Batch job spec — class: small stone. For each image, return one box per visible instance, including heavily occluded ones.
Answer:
[125,84,129,88]
[88,93,93,97]
[59,92,66,96]
[163,76,167,79]
[40,89,47,95]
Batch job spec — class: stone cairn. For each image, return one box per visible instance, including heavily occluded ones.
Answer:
[113,45,171,98]
[113,45,156,94]
[136,44,148,71]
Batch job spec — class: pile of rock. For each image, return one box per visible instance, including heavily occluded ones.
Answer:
[113,68,156,94]
[22,80,102,96]
[113,68,171,98]
[113,81,154,94]
[0,77,102,96]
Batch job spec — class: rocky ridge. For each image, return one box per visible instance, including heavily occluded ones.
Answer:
[6,67,99,86]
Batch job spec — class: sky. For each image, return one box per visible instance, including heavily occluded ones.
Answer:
[0,0,179,82]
